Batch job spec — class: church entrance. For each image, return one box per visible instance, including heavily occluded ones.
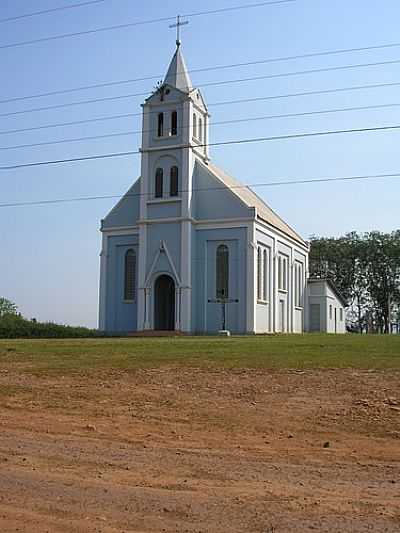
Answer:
[154,275,175,330]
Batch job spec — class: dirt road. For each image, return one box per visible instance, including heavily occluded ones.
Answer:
[0,368,399,532]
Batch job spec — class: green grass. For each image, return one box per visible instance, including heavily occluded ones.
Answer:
[0,334,399,374]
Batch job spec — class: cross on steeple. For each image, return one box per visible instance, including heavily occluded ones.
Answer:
[169,15,189,47]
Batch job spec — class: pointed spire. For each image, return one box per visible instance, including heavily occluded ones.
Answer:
[163,45,193,93]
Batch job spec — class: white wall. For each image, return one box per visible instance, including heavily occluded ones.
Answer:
[307,280,346,334]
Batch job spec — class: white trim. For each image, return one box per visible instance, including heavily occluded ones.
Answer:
[98,233,108,331]
[101,226,139,235]
[144,240,182,288]
[256,217,309,251]
[140,143,200,153]
[146,197,182,205]
[246,221,256,333]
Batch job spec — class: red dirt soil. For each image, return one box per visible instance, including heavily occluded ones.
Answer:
[0,368,399,532]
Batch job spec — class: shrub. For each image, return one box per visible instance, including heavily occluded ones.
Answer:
[0,314,100,339]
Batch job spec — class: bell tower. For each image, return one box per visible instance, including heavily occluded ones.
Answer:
[137,37,210,332]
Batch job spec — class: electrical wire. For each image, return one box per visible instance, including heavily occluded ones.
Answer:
[2,124,400,170]
[2,80,400,136]
[2,101,400,151]
[3,57,400,118]
[0,171,399,209]
[4,40,400,104]
[0,0,295,50]
[0,0,106,24]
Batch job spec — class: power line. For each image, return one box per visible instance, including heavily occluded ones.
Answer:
[2,124,400,170]
[1,171,399,209]
[3,102,400,151]
[3,57,400,118]
[0,0,106,24]
[0,0,294,50]
[3,40,400,104]
[2,80,400,137]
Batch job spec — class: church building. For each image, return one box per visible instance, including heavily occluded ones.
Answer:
[99,42,312,335]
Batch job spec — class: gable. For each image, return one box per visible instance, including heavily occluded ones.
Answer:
[192,160,252,220]
[204,162,307,247]
[101,178,141,230]
[145,85,188,106]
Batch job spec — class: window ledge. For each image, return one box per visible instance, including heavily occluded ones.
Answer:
[278,289,288,294]
[123,299,135,304]
[155,133,178,141]
[295,305,303,310]
[257,300,269,305]
[147,197,182,205]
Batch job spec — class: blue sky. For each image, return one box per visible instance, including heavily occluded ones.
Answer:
[1,0,400,327]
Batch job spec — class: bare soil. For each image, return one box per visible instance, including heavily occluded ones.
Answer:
[0,367,399,532]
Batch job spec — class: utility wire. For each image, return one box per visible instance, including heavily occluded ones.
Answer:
[3,40,400,104]
[3,57,400,118]
[0,0,294,50]
[2,80,400,137]
[0,0,106,24]
[2,124,400,170]
[2,102,400,151]
[1,171,399,209]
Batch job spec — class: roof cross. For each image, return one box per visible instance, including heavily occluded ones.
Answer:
[169,15,189,47]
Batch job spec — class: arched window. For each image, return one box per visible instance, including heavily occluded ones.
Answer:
[155,168,163,198]
[157,113,164,137]
[170,166,179,197]
[216,244,229,299]
[124,249,136,301]
[257,247,262,301]
[263,249,268,301]
[193,113,197,138]
[198,117,203,142]
[171,111,178,136]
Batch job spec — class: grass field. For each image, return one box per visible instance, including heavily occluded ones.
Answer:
[1,333,399,531]
[0,333,399,373]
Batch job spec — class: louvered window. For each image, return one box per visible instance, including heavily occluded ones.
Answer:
[171,111,178,136]
[155,168,163,198]
[170,166,179,197]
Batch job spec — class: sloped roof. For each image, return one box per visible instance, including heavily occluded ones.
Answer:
[204,161,307,247]
[163,45,193,93]
[308,277,348,307]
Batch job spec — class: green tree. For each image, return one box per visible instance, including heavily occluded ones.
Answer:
[309,231,400,334]
[0,297,18,318]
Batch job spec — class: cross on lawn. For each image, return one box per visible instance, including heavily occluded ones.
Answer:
[169,15,189,46]
[208,289,239,332]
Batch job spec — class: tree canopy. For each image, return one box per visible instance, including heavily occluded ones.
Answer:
[0,297,18,318]
[309,231,400,333]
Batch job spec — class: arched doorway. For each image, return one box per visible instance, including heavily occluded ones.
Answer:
[154,275,175,330]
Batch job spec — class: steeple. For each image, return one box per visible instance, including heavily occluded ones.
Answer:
[163,45,193,93]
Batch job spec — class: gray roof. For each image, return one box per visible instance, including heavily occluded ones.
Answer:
[205,161,308,247]
[163,45,193,93]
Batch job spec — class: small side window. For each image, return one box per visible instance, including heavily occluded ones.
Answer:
[124,249,136,301]
[157,113,164,137]
[198,117,203,142]
[171,111,177,136]
[193,113,197,138]
[216,244,229,299]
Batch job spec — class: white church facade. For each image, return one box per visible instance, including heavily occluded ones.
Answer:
[99,44,337,335]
